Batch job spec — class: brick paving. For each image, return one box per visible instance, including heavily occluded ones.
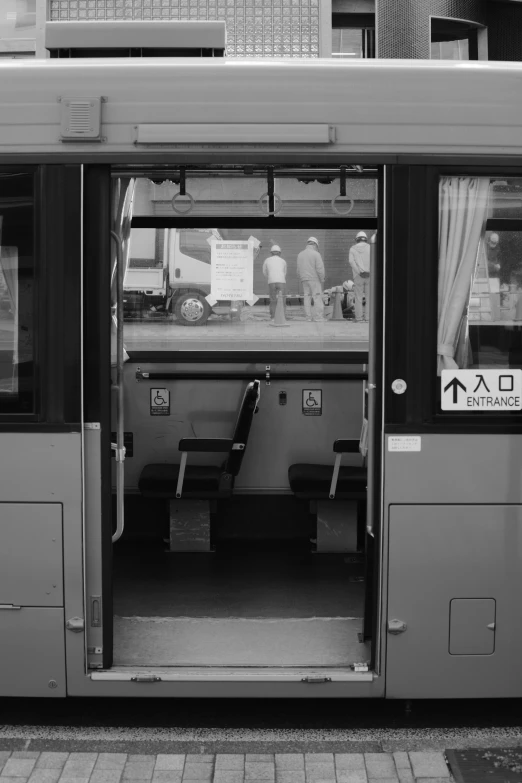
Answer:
[0,752,453,783]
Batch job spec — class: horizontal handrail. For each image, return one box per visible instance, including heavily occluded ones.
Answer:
[136,371,367,382]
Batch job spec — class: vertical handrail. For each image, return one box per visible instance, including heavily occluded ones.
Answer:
[366,231,378,537]
[110,230,125,544]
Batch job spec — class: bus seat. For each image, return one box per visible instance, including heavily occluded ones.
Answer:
[138,380,260,552]
[139,379,261,501]
[288,439,366,500]
[288,439,367,552]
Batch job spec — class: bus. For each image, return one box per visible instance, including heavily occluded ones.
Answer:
[1,54,522,699]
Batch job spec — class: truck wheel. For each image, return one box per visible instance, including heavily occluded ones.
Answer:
[174,293,211,326]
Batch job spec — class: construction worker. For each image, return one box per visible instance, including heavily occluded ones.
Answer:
[296,236,326,322]
[348,231,370,322]
[262,244,287,322]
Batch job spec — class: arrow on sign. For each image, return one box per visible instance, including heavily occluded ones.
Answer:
[444,377,467,404]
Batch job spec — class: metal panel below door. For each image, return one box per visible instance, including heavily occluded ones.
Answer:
[0,503,63,606]
[386,505,522,699]
[0,607,66,696]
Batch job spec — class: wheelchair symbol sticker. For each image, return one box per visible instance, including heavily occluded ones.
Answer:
[302,389,322,416]
[150,388,170,416]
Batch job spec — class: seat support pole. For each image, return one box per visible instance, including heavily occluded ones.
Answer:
[329,453,343,499]
[176,452,188,498]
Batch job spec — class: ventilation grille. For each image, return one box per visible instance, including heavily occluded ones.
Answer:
[60,96,103,142]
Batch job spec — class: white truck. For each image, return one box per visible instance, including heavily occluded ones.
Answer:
[124,227,226,326]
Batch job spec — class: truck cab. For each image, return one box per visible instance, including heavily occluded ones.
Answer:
[124,227,222,325]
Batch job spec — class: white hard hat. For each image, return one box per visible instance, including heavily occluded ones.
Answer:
[307,236,319,245]
[356,231,367,239]
[270,244,281,253]
[343,280,354,291]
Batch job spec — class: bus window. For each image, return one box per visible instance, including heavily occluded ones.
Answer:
[438,176,522,372]
[123,174,377,351]
[0,171,35,414]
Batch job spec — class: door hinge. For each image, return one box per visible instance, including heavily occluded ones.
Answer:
[87,646,103,655]
[387,619,407,635]
[66,617,85,633]
[131,674,162,683]
[301,676,332,684]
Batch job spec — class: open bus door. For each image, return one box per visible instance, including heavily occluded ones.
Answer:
[77,165,386,697]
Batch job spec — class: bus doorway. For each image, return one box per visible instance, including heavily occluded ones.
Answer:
[90,166,383,690]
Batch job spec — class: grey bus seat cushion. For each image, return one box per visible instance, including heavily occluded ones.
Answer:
[288,463,367,499]
[138,463,225,498]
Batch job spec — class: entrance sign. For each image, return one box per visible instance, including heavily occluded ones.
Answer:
[150,388,170,416]
[302,389,322,416]
[441,369,522,411]
[206,235,260,307]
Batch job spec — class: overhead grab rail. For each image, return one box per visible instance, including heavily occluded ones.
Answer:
[111,166,378,179]
[110,230,126,544]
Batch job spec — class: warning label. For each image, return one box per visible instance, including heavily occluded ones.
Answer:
[150,388,170,416]
[302,389,322,416]
[388,436,421,452]
[441,370,522,411]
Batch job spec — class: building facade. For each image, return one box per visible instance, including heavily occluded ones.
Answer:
[1,0,522,62]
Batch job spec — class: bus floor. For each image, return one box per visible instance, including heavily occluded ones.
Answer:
[112,538,370,668]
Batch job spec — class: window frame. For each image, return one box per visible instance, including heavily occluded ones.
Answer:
[385,165,522,435]
[331,13,375,59]
[129,214,378,365]
[0,164,82,429]
[430,17,481,61]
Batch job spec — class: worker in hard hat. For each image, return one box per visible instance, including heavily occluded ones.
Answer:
[262,244,288,322]
[348,231,371,322]
[296,236,326,322]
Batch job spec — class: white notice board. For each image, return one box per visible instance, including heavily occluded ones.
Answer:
[206,235,260,306]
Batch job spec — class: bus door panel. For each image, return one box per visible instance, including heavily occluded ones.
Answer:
[386,503,522,699]
[83,424,106,674]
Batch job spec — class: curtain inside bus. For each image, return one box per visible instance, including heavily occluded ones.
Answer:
[437,177,489,374]
[0,217,18,373]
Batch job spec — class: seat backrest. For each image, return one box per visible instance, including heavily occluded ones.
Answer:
[223,380,261,477]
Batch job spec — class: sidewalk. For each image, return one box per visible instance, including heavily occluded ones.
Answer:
[0,750,453,783]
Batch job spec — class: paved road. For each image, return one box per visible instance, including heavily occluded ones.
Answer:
[2,699,522,782]
[0,749,452,783]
